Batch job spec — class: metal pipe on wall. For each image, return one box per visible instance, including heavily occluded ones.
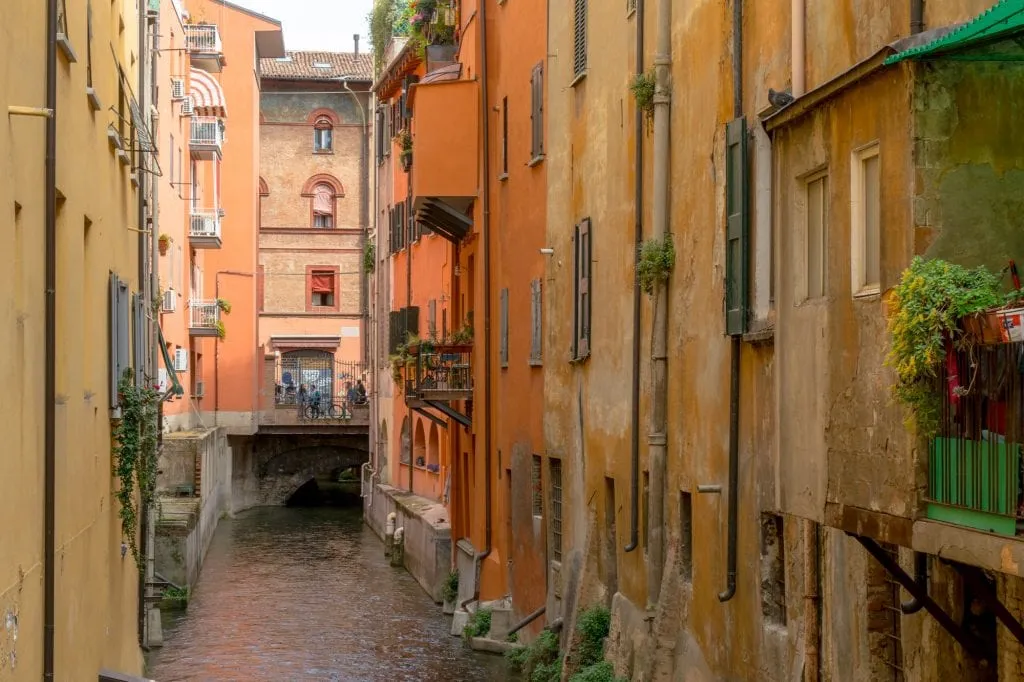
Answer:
[43,0,59,674]
[624,0,645,556]
[718,0,743,605]
[911,0,925,34]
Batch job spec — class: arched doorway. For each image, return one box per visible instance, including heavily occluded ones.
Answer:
[427,423,439,470]
[400,416,411,464]
[413,420,426,468]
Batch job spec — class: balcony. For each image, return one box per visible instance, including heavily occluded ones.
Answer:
[183,24,225,72]
[928,339,1024,537]
[406,343,473,402]
[189,117,223,160]
[189,209,222,248]
[409,79,478,243]
[188,300,222,338]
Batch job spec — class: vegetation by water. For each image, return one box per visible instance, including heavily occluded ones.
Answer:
[464,607,492,639]
[506,604,624,682]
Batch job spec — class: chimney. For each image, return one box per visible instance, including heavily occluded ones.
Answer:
[353,34,360,55]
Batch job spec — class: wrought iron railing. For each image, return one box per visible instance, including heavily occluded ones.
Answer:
[189,300,219,329]
[189,210,221,239]
[190,117,223,147]
[184,24,222,54]
[275,356,367,409]
[929,339,1024,536]
[409,344,473,398]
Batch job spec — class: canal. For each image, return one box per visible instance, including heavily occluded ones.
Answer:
[146,506,515,681]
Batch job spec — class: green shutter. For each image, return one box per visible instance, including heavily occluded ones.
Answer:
[725,117,749,336]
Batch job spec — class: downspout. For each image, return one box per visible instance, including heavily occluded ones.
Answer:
[900,552,928,614]
[623,0,645,555]
[43,0,58,674]
[646,0,671,604]
[791,0,805,96]
[474,0,495,602]
[718,0,743,605]
[910,0,924,35]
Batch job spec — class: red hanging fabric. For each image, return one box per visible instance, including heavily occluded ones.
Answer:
[313,184,333,215]
[311,272,333,294]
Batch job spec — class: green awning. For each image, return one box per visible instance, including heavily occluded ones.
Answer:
[158,324,185,398]
[885,0,1024,64]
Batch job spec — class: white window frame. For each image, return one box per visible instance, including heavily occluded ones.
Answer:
[851,143,881,297]
[798,169,828,303]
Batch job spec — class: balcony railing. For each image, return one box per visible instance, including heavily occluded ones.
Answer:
[189,210,222,248]
[188,300,220,337]
[406,343,473,401]
[184,24,222,55]
[928,339,1024,536]
[190,117,223,159]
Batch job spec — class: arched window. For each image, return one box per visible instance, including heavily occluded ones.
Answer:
[312,183,335,228]
[313,117,333,152]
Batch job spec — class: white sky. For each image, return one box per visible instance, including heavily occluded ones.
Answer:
[232,0,374,53]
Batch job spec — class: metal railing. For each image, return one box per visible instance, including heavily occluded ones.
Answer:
[189,210,221,239]
[929,339,1024,536]
[275,356,367,408]
[409,344,473,397]
[184,23,222,54]
[189,300,220,329]
[190,117,223,147]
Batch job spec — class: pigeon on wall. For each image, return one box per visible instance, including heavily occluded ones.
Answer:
[768,88,795,108]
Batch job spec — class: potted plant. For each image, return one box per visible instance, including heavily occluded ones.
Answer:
[442,569,459,615]
[158,234,170,256]
[398,130,413,172]
[216,298,232,314]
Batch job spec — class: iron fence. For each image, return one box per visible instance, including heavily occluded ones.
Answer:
[184,23,222,53]
[275,356,367,411]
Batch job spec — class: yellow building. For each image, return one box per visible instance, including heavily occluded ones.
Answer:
[0,0,151,678]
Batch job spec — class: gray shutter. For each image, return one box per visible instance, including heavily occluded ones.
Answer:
[499,288,509,367]
[530,278,542,365]
[109,274,129,408]
[109,273,119,407]
[428,299,437,338]
[132,292,146,387]
[573,0,587,76]
[725,117,749,336]
[531,63,544,159]
[576,219,591,358]
[375,107,384,162]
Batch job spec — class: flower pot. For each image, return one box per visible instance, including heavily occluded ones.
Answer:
[443,599,455,615]
[963,308,1024,345]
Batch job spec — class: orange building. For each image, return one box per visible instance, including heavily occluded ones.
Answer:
[368,0,548,632]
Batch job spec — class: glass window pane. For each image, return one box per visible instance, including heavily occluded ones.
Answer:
[863,154,880,288]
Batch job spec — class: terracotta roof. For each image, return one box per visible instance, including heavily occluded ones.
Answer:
[261,51,373,82]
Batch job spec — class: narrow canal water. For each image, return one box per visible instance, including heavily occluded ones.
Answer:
[146,506,515,681]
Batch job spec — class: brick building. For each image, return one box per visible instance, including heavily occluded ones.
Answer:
[258,48,373,399]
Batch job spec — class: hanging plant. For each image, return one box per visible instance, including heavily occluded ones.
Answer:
[364,241,376,274]
[216,298,232,314]
[886,256,1004,437]
[112,368,160,568]
[215,320,227,339]
[448,322,474,345]
[636,234,675,295]
[630,70,656,127]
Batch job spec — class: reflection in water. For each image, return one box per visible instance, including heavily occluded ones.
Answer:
[146,507,513,682]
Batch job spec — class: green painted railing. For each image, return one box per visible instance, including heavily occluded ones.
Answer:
[927,437,1020,536]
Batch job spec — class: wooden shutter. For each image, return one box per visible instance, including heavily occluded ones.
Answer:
[499,288,509,367]
[725,117,749,336]
[530,278,542,364]
[575,219,591,358]
[109,274,129,408]
[389,310,401,353]
[536,62,544,157]
[573,0,587,76]
[375,107,385,162]
[406,305,420,338]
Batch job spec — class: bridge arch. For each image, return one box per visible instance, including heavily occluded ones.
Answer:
[248,435,369,506]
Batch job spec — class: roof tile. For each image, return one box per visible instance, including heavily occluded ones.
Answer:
[261,50,373,82]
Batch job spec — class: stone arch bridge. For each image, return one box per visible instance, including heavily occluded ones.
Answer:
[233,433,370,508]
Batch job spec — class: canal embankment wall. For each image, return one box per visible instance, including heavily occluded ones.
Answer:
[154,427,232,587]
[364,483,452,602]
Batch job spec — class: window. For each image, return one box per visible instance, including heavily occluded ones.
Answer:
[725,116,749,335]
[312,183,335,228]
[529,278,542,365]
[852,144,880,296]
[573,0,588,79]
[573,218,592,359]
[310,270,336,308]
[752,125,773,321]
[428,299,437,338]
[500,96,509,178]
[531,455,543,517]
[314,117,333,152]
[549,458,563,562]
[805,173,828,300]
[530,63,544,161]
[109,274,130,409]
[679,491,693,581]
[499,288,509,367]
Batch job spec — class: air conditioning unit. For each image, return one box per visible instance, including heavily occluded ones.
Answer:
[194,381,205,398]
[174,348,189,372]
[180,96,194,116]
[171,78,185,100]
[161,289,177,312]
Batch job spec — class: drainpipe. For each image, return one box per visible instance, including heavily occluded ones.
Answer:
[43,0,58,674]
[473,0,495,602]
[623,0,645,556]
[646,0,672,605]
[718,0,743,605]
[792,0,805,96]
[911,0,924,35]
[900,552,928,614]
[213,271,254,422]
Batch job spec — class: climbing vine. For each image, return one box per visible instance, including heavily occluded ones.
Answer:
[364,241,376,274]
[112,368,160,568]
[636,234,675,295]
[629,70,656,127]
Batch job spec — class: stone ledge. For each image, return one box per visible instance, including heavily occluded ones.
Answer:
[155,498,200,535]
[377,484,451,535]
[913,518,1024,576]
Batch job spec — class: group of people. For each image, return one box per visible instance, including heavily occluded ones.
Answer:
[296,379,367,410]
